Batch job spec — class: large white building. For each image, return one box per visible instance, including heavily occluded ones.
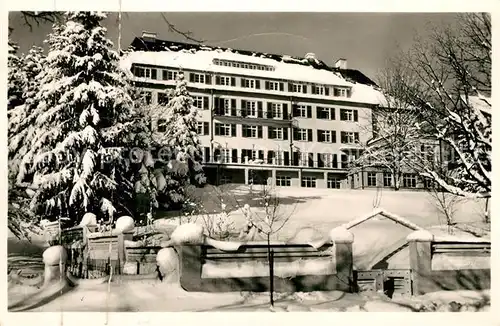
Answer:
[120,32,434,190]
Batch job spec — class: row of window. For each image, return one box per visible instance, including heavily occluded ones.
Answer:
[132,65,352,98]
[207,122,359,143]
[204,147,354,169]
[140,90,360,122]
[212,58,275,71]
[365,172,419,188]
[275,176,342,189]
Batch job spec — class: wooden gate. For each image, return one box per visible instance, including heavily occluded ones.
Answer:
[354,269,412,297]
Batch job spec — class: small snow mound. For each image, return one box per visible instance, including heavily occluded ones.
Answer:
[79,212,97,227]
[170,223,205,245]
[406,230,434,242]
[329,227,354,243]
[156,247,179,283]
[43,245,67,266]
[115,216,135,233]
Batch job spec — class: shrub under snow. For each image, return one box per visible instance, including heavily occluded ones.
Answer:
[170,223,205,245]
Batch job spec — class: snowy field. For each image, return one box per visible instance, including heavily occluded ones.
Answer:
[7,185,490,312]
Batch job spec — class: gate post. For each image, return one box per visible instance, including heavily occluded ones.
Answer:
[330,227,354,292]
[407,230,434,295]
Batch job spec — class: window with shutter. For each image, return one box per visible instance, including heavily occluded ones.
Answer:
[204,122,209,135]
[307,106,312,118]
[255,80,260,89]
[307,129,313,142]
[231,77,236,86]
[279,83,284,91]
[258,126,263,138]
[203,97,209,110]
[231,124,237,137]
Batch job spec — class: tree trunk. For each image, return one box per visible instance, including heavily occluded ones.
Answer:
[267,234,274,307]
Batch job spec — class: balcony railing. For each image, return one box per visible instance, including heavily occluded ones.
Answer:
[202,155,349,170]
[213,107,293,122]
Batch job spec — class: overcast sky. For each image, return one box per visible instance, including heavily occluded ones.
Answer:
[9,12,459,81]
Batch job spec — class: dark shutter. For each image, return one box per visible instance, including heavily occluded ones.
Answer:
[331,108,335,120]
[203,97,209,110]
[283,103,288,119]
[308,153,314,167]
[317,130,323,142]
[354,132,359,142]
[205,74,212,84]
[258,150,264,160]
[267,102,272,119]
[231,77,236,86]
[347,88,352,97]
[283,127,288,140]
[241,125,247,138]
[292,105,299,117]
[303,84,307,93]
[316,107,322,119]
[267,151,275,164]
[312,85,317,94]
[293,152,299,166]
[265,81,270,90]
[151,68,157,80]
[189,73,195,83]
[325,86,329,96]
[241,78,246,87]
[307,106,312,118]
[203,122,209,135]
[214,123,220,136]
[231,99,236,110]
[258,102,263,118]
[332,154,338,168]
[231,124,237,137]
[232,149,238,163]
[215,76,221,85]
[268,126,274,139]
[241,100,247,116]
[257,126,263,138]
[284,152,290,166]
[332,130,337,143]
[318,153,324,168]
[279,82,284,91]
[255,80,260,89]
[307,129,313,142]
[293,128,299,140]
[288,83,293,92]
[231,105,236,116]
[204,147,210,163]
[213,98,220,115]
[341,131,346,143]
[354,110,358,122]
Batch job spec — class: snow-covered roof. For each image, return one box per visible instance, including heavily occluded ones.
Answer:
[122,50,353,87]
[122,37,386,106]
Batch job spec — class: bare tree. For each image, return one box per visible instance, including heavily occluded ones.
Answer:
[387,13,491,198]
[426,181,465,234]
[236,183,297,308]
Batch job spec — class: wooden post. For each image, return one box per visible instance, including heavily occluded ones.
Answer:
[407,230,434,295]
[117,233,125,275]
[330,227,354,292]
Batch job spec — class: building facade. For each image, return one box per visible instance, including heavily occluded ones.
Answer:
[122,32,436,190]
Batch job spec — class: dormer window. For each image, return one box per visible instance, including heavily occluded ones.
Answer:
[334,87,351,98]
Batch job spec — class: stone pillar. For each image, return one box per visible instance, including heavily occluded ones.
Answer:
[271,169,277,186]
[330,227,354,292]
[43,245,68,286]
[324,171,329,188]
[298,169,302,186]
[244,168,249,185]
[407,230,434,295]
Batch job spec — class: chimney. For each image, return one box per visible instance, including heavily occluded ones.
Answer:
[142,31,157,42]
[334,58,347,69]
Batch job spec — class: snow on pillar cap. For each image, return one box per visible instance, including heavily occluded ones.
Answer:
[170,223,205,245]
[43,245,68,266]
[115,216,135,233]
[79,212,97,227]
[329,227,354,243]
[406,230,434,242]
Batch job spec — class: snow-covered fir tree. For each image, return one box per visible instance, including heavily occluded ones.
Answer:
[7,40,25,110]
[16,12,147,227]
[141,73,206,211]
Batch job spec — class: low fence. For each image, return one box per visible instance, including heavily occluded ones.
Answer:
[124,246,163,275]
[177,240,353,293]
[408,235,490,295]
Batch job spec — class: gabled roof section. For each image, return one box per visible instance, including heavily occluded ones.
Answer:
[128,37,378,87]
[341,208,424,231]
